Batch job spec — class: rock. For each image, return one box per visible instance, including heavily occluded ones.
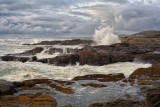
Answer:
[124,94,132,99]
[110,52,134,63]
[0,95,19,106]
[140,86,151,94]
[137,80,152,85]
[61,39,93,45]
[4,37,160,66]
[89,99,144,107]
[21,79,52,87]
[82,83,107,88]
[45,92,56,95]
[32,40,62,45]
[50,54,79,66]
[0,47,44,62]
[54,80,74,85]
[19,47,44,55]
[72,73,125,82]
[0,55,37,62]
[78,50,109,66]
[29,95,58,107]
[120,84,126,87]
[129,63,160,81]
[19,86,49,91]
[37,58,49,63]
[49,84,74,94]
[0,80,15,96]
[62,105,73,107]
[0,93,58,107]
[146,88,160,107]
[41,43,154,66]
[47,47,63,54]
[15,79,74,94]
[136,53,160,64]
[30,39,93,45]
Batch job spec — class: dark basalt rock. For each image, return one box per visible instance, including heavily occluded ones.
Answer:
[49,54,80,66]
[136,53,160,64]
[46,43,152,66]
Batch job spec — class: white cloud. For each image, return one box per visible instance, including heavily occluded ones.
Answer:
[0,0,159,37]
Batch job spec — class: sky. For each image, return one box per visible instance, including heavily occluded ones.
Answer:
[0,0,160,38]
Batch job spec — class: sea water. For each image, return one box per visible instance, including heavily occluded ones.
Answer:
[0,38,151,81]
[0,38,152,107]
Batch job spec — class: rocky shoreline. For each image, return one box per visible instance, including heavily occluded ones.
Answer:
[1,37,160,66]
[0,63,160,106]
[1,36,160,106]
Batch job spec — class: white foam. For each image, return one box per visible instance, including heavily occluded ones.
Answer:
[93,26,121,45]
[0,61,151,81]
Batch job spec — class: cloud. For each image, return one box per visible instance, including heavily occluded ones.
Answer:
[0,0,159,38]
[85,1,160,34]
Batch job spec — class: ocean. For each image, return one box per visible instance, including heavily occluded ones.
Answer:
[0,38,152,106]
[0,38,151,81]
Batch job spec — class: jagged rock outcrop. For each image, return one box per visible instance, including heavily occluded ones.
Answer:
[2,38,160,66]
[38,43,159,66]
[0,47,44,62]
[25,39,93,46]
[19,47,44,55]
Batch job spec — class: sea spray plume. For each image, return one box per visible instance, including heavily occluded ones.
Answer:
[93,26,121,45]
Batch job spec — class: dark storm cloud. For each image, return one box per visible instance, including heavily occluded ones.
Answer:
[0,0,159,37]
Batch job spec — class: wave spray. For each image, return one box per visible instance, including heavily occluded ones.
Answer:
[93,26,121,45]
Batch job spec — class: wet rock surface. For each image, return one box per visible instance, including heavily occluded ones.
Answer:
[1,37,160,106]
[0,80,15,96]
[0,93,58,107]
[89,99,145,107]
[2,38,160,66]
[36,42,160,66]
[72,73,125,82]
[26,39,93,45]
[129,63,160,80]
[146,87,160,107]
[0,70,159,106]
[0,55,37,63]
[0,47,44,62]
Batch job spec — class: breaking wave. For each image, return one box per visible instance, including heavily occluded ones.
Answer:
[93,26,121,45]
